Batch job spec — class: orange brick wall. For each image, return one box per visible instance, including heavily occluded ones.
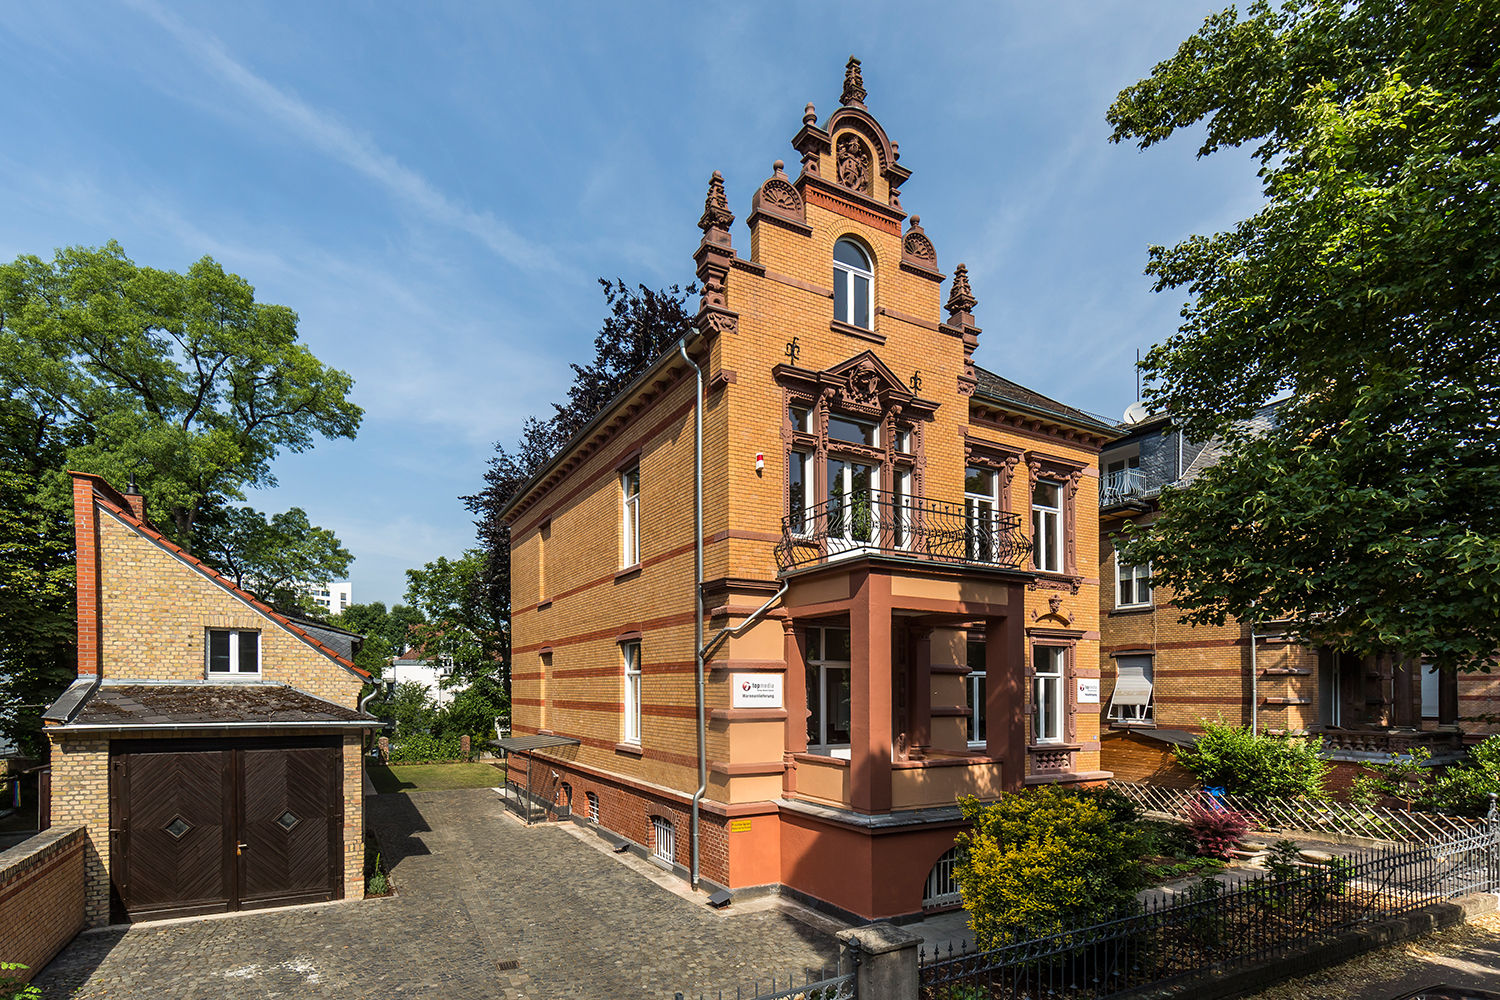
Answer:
[0,825,87,982]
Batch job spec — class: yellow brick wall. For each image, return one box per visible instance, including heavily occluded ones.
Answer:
[95,507,364,708]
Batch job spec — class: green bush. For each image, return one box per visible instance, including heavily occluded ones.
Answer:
[954,787,1143,947]
[0,964,40,1000]
[1350,747,1434,810]
[1423,735,1500,817]
[387,733,464,763]
[1173,723,1330,798]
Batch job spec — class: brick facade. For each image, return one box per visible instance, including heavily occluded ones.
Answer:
[503,61,1114,919]
[0,825,87,983]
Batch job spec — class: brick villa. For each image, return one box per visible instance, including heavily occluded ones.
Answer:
[498,59,1116,921]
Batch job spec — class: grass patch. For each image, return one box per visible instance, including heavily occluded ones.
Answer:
[368,762,503,794]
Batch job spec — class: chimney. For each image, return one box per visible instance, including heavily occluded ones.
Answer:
[123,471,147,521]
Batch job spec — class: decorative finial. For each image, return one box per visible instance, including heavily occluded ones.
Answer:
[698,170,735,235]
[773,159,785,174]
[841,56,866,106]
[946,263,978,319]
[803,102,817,126]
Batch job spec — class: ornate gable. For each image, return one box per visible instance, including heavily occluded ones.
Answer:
[773,349,939,422]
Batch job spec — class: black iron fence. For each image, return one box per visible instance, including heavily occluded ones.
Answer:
[919,827,1499,1000]
[677,957,857,1000]
[775,489,1029,572]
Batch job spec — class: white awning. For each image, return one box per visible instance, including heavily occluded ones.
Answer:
[1110,656,1154,707]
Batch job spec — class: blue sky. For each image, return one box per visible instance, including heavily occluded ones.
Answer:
[1,2,1264,607]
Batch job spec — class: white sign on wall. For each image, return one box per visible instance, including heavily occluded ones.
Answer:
[1076,678,1101,705]
[731,673,783,709]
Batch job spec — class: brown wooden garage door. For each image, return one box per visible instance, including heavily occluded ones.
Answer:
[109,737,343,921]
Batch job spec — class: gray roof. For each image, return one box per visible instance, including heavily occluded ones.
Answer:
[1180,400,1285,484]
[283,615,363,661]
[45,682,373,729]
[972,366,1120,434]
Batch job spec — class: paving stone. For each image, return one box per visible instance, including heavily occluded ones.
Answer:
[34,788,840,1000]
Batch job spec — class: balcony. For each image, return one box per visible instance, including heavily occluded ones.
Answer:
[1100,468,1163,509]
[774,489,1030,573]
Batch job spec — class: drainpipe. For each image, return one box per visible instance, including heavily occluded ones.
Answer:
[1249,608,1259,736]
[678,338,708,889]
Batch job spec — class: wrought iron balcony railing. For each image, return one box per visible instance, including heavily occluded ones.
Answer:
[1100,468,1163,508]
[774,488,1031,572]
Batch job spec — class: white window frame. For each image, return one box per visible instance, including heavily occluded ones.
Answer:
[923,847,962,908]
[206,628,261,678]
[825,457,880,552]
[806,626,852,758]
[1116,560,1153,609]
[586,791,600,823]
[1033,645,1065,744]
[1108,654,1155,723]
[965,466,1000,563]
[833,238,873,329]
[651,815,675,864]
[966,638,986,748]
[788,449,814,538]
[1421,662,1440,720]
[1032,480,1064,573]
[622,640,642,745]
[621,466,641,567]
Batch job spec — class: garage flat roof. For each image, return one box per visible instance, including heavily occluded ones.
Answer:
[44,681,376,731]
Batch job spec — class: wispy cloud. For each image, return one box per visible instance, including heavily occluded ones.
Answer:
[124,0,561,276]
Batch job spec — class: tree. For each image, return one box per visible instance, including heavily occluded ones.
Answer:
[1108,1,1500,670]
[330,601,425,678]
[403,551,508,691]
[195,503,351,615]
[0,242,361,747]
[464,279,697,685]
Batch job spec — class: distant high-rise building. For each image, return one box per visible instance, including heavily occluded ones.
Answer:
[302,580,352,617]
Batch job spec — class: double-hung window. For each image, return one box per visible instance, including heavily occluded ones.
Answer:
[833,239,873,329]
[1032,480,1063,573]
[805,626,852,756]
[1116,560,1152,609]
[966,638,987,747]
[965,466,999,563]
[622,641,642,744]
[1032,646,1065,743]
[621,466,641,567]
[207,629,260,678]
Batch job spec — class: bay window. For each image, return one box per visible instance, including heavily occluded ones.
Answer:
[805,626,852,755]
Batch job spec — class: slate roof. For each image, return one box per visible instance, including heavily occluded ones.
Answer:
[45,682,373,729]
[1179,399,1286,484]
[972,366,1120,435]
[283,615,363,662]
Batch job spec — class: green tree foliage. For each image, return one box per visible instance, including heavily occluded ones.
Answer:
[330,600,424,677]
[377,681,439,740]
[1108,1,1500,670]
[195,503,351,614]
[464,280,696,687]
[404,551,509,693]
[1173,722,1330,798]
[0,242,361,748]
[1423,735,1500,817]
[954,788,1144,946]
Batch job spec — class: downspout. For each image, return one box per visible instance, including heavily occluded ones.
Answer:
[679,338,708,889]
[1249,606,1259,737]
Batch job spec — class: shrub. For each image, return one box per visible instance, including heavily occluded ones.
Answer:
[0,964,40,1000]
[1422,735,1500,817]
[1173,722,1330,798]
[387,733,464,763]
[1183,801,1249,859]
[954,787,1143,947]
[1350,747,1433,810]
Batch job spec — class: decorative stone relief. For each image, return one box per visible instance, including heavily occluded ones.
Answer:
[836,134,872,193]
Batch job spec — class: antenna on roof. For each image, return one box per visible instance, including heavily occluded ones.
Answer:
[1135,348,1141,401]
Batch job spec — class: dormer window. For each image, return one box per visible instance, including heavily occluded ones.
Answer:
[833,239,872,329]
[207,629,260,678]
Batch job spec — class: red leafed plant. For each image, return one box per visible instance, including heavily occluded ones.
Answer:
[1184,801,1250,859]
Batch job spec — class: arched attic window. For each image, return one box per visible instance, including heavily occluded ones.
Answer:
[833,239,873,329]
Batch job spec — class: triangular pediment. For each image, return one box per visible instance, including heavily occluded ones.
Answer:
[772,349,939,420]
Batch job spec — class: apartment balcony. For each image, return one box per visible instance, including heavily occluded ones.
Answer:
[774,489,1030,574]
[1318,727,1464,758]
[1099,468,1164,510]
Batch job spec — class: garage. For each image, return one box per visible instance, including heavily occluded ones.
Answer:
[110,737,342,921]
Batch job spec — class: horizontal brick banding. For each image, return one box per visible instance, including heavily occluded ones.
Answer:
[0,826,87,983]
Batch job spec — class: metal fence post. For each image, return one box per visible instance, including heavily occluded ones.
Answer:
[836,922,923,1000]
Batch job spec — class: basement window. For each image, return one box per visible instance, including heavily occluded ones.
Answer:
[207,629,261,678]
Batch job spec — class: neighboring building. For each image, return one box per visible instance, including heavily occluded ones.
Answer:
[1097,406,1500,790]
[390,646,462,708]
[43,473,376,925]
[302,580,353,617]
[499,60,1116,922]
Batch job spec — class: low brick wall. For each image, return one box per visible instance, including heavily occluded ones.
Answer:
[0,825,86,982]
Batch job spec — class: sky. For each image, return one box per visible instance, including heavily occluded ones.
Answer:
[1,2,1267,607]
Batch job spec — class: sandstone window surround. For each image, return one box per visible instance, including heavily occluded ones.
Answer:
[206,628,261,678]
[1025,454,1086,581]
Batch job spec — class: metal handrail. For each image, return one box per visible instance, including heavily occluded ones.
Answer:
[774,489,1030,572]
[1099,468,1161,507]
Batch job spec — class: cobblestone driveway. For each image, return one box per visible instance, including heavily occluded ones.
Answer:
[35,787,841,999]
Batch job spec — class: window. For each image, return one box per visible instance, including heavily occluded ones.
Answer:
[1109,654,1154,723]
[923,848,962,908]
[1032,646,1065,743]
[1116,560,1152,609]
[207,629,260,677]
[966,638,987,747]
[826,459,878,550]
[620,466,641,567]
[828,415,878,446]
[651,815,675,864]
[965,466,999,562]
[622,641,642,744]
[788,450,812,536]
[789,403,813,433]
[805,626,852,755]
[586,791,600,823]
[1032,480,1063,573]
[833,239,873,329]
[1421,662,1440,720]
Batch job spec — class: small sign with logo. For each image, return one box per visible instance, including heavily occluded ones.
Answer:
[731,673,783,709]
[1076,678,1100,704]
